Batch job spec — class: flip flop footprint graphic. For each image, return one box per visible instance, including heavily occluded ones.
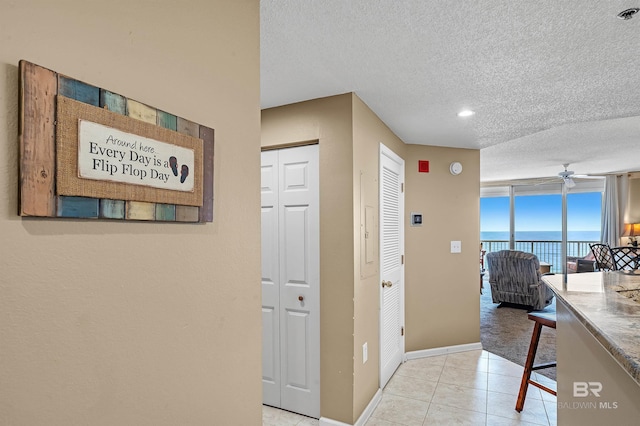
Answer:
[180,165,189,183]
[169,156,189,183]
[169,156,178,176]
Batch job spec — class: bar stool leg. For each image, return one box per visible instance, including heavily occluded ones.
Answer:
[515,321,543,412]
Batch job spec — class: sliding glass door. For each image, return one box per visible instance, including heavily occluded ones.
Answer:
[481,180,603,273]
[514,194,561,269]
[567,192,602,256]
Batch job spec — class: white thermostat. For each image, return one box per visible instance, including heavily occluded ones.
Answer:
[449,161,463,175]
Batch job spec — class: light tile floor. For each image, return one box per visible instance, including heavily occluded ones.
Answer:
[263,350,557,426]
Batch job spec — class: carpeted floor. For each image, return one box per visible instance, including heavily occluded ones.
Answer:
[480,275,557,380]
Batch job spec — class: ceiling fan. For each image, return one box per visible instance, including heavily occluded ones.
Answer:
[558,164,576,188]
[513,163,593,187]
[531,164,579,187]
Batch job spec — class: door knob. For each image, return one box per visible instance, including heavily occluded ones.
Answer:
[382,280,393,288]
[298,295,304,301]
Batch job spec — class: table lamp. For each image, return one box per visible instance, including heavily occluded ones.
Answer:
[622,223,640,247]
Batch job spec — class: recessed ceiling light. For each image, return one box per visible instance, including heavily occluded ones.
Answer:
[457,109,475,117]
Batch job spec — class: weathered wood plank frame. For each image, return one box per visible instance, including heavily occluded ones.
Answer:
[18,60,214,223]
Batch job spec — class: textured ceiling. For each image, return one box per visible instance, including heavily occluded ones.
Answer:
[261,0,640,182]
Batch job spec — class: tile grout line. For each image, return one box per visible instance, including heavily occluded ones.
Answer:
[484,367,490,425]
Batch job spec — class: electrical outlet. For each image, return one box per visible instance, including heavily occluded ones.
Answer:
[363,342,368,364]
[451,240,462,253]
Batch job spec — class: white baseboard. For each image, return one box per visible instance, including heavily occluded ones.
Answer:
[319,417,349,426]
[405,342,483,361]
[319,388,382,426]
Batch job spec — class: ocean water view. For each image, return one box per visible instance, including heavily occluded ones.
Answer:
[481,231,600,273]
[480,193,603,271]
[481,230,600,242]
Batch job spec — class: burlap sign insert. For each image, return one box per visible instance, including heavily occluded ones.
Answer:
[56,96,204,206]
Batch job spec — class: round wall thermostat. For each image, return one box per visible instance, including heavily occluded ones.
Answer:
[449,162,463,175]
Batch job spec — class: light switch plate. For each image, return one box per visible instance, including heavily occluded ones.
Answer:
[363,342,368,364]
[451,241,462,253]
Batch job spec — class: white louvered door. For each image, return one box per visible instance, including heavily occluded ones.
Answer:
[261,145,320,418]
[379,144,405,388]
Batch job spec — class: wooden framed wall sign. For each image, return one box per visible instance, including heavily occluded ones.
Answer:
[19,60,214,222]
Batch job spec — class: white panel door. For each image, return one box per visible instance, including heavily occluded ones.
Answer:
[261,144,320,418]
[261,150,280,408]
[379,144,405,388]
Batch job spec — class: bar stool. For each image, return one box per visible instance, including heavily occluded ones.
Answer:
[515,311,557,412]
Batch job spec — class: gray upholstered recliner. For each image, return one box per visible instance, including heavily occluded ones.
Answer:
[485,250,554,311]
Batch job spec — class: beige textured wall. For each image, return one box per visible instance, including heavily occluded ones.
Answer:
[351,95,406,420]
[261,94,355,423]
[627,176,640,223]
[0,1,262,425]
[404,145,480,350]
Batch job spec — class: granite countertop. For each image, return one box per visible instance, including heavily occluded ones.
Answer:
[542,271,640,386]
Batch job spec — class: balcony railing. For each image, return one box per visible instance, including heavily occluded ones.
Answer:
[481,240,597,273]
